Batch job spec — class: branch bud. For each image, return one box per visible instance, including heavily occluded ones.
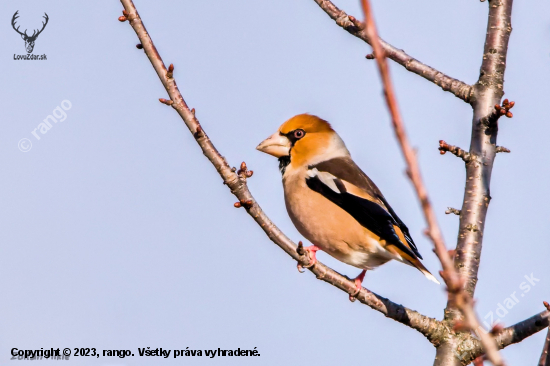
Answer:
[495,146,511,153]
[234,200,253,209]
[296,241,305,255]
[237,161,253,179]
[159,98,173,106]
[347,15,365,30]
[166,63,174,78]
[193,125,203,139]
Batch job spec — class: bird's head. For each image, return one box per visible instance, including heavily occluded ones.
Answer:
[256,114,349,167]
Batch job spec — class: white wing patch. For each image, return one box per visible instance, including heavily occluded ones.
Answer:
[307,168,340,193]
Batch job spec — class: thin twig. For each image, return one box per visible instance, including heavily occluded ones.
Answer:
[358,1,504,365]
[439,140,474,163]
[495,146,510,153]
[446,208,461,216]
[312,0,473,102]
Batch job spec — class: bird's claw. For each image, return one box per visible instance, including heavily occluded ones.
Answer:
[349,287,361,302]
[296,256,317,273]
[296,245,319,273]
[348,270,367,302]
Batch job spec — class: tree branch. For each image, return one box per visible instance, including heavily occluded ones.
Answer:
[458,309,550,365]
[118,0,446,344]
[449,0,514,314]
[432,1,515,364]
[312,0,473,102]
[358,1,504,364]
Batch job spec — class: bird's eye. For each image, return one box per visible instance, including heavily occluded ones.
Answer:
[293,129,305,139]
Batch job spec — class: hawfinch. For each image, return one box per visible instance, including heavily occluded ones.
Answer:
[257,114,439,296]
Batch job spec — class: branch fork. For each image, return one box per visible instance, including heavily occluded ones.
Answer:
[313,0,473,102]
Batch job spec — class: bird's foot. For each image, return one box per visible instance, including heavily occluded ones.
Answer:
[349,269,367,302]
[297,245,320,273]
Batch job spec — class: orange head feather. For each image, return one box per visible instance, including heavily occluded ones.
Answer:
[257,114,349,168]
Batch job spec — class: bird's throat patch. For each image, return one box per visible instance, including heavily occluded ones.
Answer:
[278,156,291,175]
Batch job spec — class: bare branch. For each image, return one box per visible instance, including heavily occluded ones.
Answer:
[459,308,550,364]
[450,0,514,312]
[498,309,549,351]
[312,0,473,102]
[118,0,446,343]
[433,1,516,364]
[358,0,504,364]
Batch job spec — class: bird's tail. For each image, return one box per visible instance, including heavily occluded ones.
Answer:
[386,245,441,284]
[409,257,440,284]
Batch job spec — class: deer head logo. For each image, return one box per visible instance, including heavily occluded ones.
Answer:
[12,11,49,54]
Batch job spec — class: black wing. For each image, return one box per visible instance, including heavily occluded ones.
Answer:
[307,157,422,259]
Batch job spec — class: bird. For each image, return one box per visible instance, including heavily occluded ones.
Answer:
[256,114,439,298]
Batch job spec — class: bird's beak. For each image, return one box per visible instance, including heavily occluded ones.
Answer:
[256,132,291,158]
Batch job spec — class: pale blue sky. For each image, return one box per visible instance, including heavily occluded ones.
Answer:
[1,1,549,365]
